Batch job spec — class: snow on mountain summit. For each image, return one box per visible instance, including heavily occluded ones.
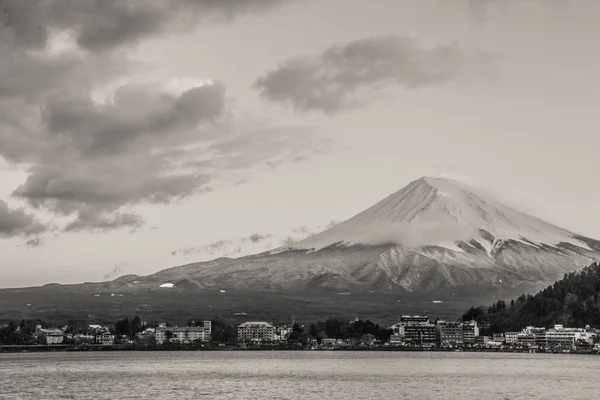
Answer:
[292,176,591,253]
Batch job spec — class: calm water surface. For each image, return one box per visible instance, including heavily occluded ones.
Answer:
[1,351,598,399]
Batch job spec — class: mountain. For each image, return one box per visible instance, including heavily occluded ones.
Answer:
[2,176,599,323]
[134,176,598,294]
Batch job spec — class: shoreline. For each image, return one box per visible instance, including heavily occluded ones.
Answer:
[1,344,598,355]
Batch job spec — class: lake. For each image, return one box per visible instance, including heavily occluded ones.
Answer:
[0,351,598,399]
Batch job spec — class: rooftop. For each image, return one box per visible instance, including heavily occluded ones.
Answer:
[238,321,275,328]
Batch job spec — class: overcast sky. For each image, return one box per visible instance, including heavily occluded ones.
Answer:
[1,0,599,287]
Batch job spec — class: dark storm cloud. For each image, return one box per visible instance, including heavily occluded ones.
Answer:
[0,200,48,238]
[0,0,317,236]
[0,0,284,52]
[255,34,489,113]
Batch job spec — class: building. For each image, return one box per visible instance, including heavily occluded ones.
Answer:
[492,333,505,343]
[274,325,291,342]
[463,320,479,345]
[404,325,437,345]
[522,327,547,347]
[397,315,437,346]
[390,323,405,336]
[504,332,519,345]
[73,334,95,344]
[321,338,337,346]
[400,315,430,327]
[38,328,64,344]
[155,323,211,344]
[475,336,491,346]
[437,321,464,347]
[203,321,212,338]
[546,325,593,347]
[389,334,403,345]
[517,332,536,347]
[95,334,115,346]
[137,328,156,341]
[237,322,276,344]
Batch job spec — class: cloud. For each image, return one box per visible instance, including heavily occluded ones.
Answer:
[441,0,566,22]
[0,0,284,52]
[170,222,340,258]
[331,222,479,248]
[0,200,48,239]
[103,261,126,281]
[247,233,274,243]
[172,232,275,257]
[0,0,322,237]
[254,34,491,113]
[280,220,339,246]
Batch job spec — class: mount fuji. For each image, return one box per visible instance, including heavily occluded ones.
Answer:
[2,177,599,321]
[89,176,599,294]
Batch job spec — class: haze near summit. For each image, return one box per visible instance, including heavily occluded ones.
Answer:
[1,0,599,288]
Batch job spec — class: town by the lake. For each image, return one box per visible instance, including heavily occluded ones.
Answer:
[2,314,599,354]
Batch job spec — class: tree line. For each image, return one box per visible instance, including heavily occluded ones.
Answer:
[463,262,600,332]
[289,318,392,345]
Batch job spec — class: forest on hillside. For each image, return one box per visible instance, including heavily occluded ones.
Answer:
[463,262,600,332]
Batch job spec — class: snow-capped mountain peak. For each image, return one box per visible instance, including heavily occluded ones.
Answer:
[292,176,591,252]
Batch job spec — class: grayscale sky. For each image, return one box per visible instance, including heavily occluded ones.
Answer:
[1,0,599,287]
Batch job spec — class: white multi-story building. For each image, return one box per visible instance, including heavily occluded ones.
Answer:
[155,322,211,344]
[237,322,275,344]
[546,325,594,347]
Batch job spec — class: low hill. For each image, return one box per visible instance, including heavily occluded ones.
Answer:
[463,262,600,330]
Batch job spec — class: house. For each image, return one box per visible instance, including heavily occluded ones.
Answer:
[274,326,291,342]
[38,328,65,344]
[321,338,337,346]
[73,334,95,344]
[137,328,156,341]
[237,321,275,344]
